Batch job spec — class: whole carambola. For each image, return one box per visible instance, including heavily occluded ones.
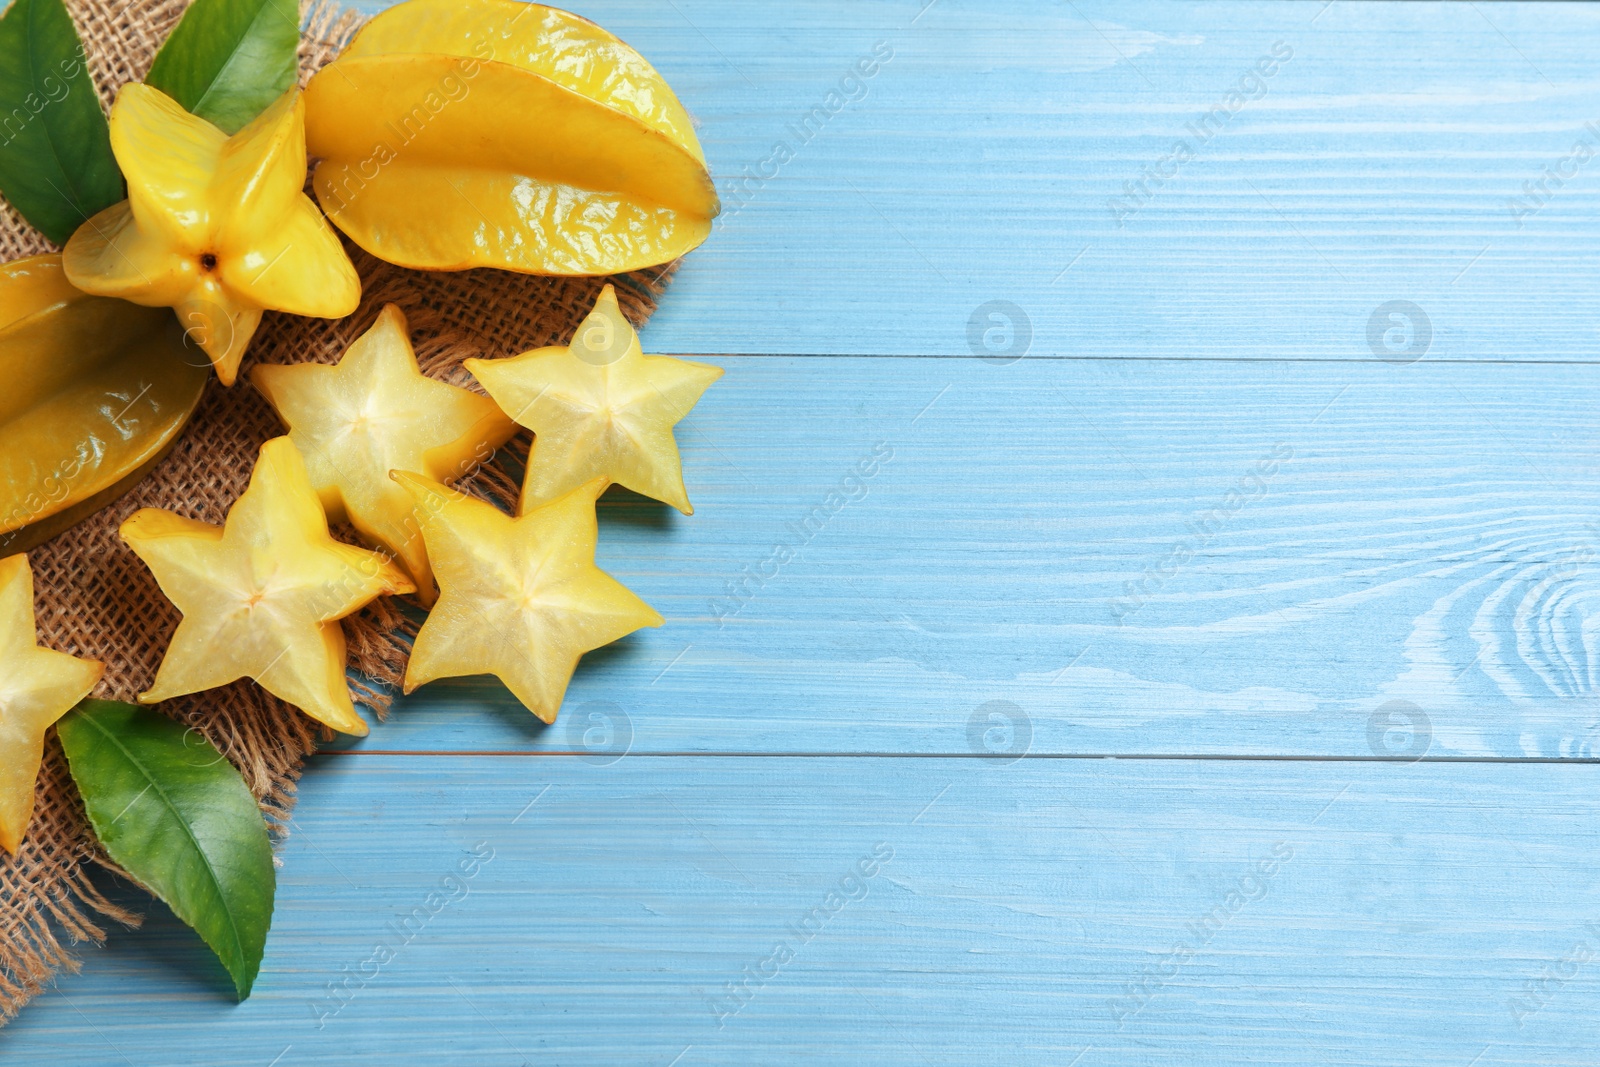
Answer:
[0,255,207,556]
[62,84,360,386]
[304,0,720,276]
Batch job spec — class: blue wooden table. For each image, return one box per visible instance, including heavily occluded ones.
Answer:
[8,1,1600,1063]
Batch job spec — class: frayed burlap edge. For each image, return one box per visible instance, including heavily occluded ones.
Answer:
[0,0,677,1019]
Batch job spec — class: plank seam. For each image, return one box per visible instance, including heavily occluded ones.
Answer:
[311,751,1600,763]
[654,353,1600,365]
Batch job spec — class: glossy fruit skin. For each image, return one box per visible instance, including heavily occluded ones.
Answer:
[63,84,360,386]
[304,0,718,276]
[0,255,208,558]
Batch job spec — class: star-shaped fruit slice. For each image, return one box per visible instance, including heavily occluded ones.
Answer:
[63,84,360,385]
[0,554,103,853]
[121,437,415,736]
[392,472,662,723]
[252,305,517,605]
[466,284,722,515]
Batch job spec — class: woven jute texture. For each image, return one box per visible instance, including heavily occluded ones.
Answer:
[0,0,673,1019]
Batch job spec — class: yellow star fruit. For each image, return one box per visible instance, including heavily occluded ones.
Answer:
[0,254,207,557]
[304,0,719,275]
[392,472,661,723]
[466,284,722,515]
[251,305,517,605]
[63,84,360,386]
[0,554,103,853]
[120,437,414,736]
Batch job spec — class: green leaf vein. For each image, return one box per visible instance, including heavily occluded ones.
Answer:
[71,707,248,969]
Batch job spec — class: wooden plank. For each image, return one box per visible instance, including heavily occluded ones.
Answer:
[11,756,1600,1065]
[356,0,1600,361]
[331,355,1600,759]
[28,1,1600,1062]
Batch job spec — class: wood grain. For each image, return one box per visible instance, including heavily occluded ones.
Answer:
[9,758,1600,1065]
[343,355,1600,760]
[21,1,1600,1063]
[513,0,1600,363]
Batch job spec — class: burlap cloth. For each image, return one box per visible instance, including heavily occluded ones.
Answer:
[0,0,674,1019]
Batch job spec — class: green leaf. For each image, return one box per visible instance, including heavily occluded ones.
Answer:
[0,0,123,245]
[57,700,275,1000]
[145,0,300,134]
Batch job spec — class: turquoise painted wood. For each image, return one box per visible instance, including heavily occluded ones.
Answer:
[347,357,1600,760]
[8,758,1600,1066]
[538,0,1600,363]
[12,1,1600,1064]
